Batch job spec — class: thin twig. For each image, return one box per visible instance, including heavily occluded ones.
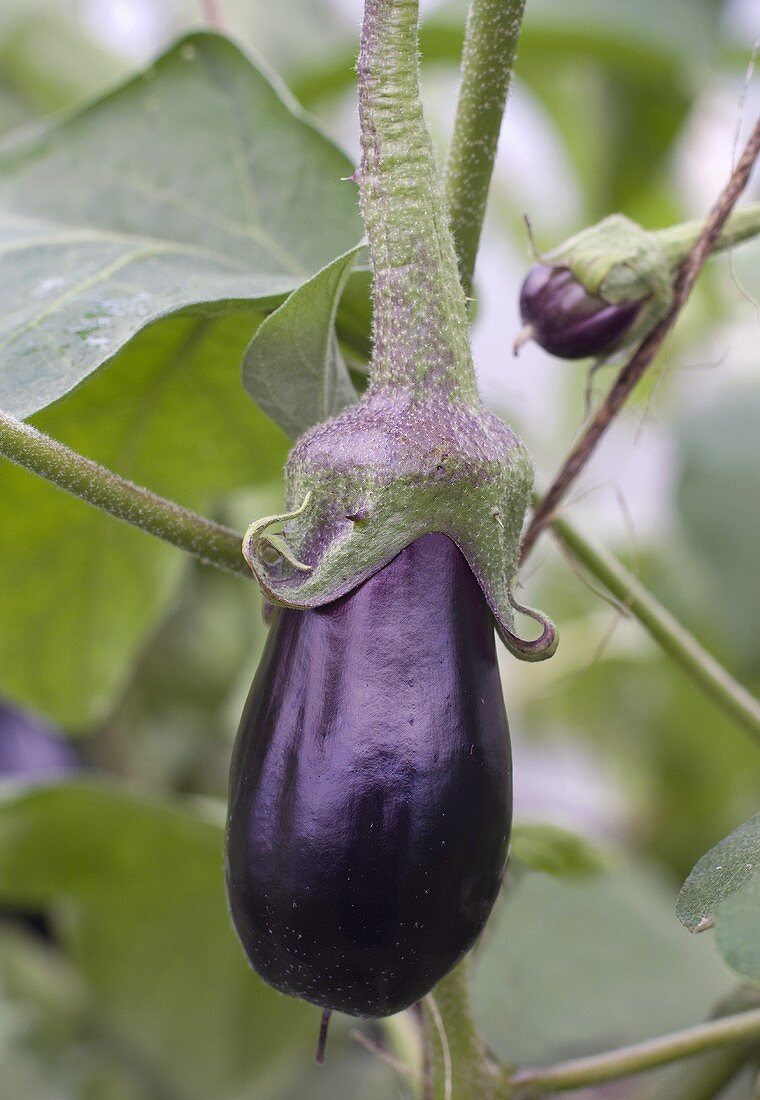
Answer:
[520,115,760,562]
[508,1007,760,1094]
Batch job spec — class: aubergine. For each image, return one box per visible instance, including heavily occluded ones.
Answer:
[226,532,511,1018]
[518,263,641,360]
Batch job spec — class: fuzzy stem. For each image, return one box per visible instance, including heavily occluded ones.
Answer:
[508,1007,760,1094]
[655,202,760,267]
[550,508,760,743]
[358,0,477,402]
[445,0,526,296]
[425,960,503,1099]
[0,410,247,576]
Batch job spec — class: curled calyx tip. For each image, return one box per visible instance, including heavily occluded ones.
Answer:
[499,591,558,661]
[242,492,314,581]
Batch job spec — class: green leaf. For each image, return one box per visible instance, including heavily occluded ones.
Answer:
[676,386,760,675]
[0,780,315,1100]
[0,312,289,729]
[715,871,760,986]
[677,813,760,932]
[243,245,361,437]
[473,861,731,1064]
[0,31,361,418]
[510,822,607,877]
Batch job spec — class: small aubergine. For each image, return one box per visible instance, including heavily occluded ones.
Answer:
[226,532,511,1018]
[518,263,641,360]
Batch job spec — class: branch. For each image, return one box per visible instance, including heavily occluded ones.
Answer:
[638,988,760,1100]
[508,1007,760,1094]
[444,0,527,296]
[549,510,760,743]
[520,115,760,562]
[0,410,248,577]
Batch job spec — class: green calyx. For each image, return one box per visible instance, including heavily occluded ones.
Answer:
[242,0,557,662]
[541,203,760,352]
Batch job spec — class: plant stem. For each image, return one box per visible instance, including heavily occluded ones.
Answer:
[655,201,760,265]
[425,960,503,1099]
[521,115,760,562]
[0,410,247,576]
[549,509,760,743]
[444,0,526,295]
[357,0,477,402]
[508,1007,760,1094]
[637,988,760,1100]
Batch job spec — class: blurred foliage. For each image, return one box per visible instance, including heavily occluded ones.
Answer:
[473,860,731,1064]
[0,0,758,1097]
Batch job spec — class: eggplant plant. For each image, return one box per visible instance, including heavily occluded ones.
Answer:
[0,1,759,1099]
[226,0,555,1033]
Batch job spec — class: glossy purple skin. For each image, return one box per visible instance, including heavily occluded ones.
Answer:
[519,263,641,359]
[0,702,79,779]
[226,533,511,1017]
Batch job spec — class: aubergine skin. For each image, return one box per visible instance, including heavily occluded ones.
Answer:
[226,533,511,1018]
[519,263,641,359]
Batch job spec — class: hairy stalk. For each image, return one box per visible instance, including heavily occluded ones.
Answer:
[508,1007,760,1094]
[521,115,760,561]
[444,0,526,295]
[426,960,503,1100]
[550,509,760,742]
[358,0,476,401]
[0,410,247,576]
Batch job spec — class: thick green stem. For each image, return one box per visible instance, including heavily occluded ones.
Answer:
[549,508,760,743]
[508,1007,760,1094]
[655,202,760,266]
[445,0,526,296]
[0,410,247,576]
[358,0,477,401]
[425,960,503,1099]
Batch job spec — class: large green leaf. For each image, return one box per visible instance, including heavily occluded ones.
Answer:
[677,813,760,932]
[676,386,760,675]
[677,814,760,985]
[243,245,361,437]
[715,873,760,986]
[0,31,361,417]
[0,312,289,729]
[473,861,731,1064]
[0,781,314,1100]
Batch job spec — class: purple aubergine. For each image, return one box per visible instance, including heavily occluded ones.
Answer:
[518,263,641,359]
[226,533,511,1018]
